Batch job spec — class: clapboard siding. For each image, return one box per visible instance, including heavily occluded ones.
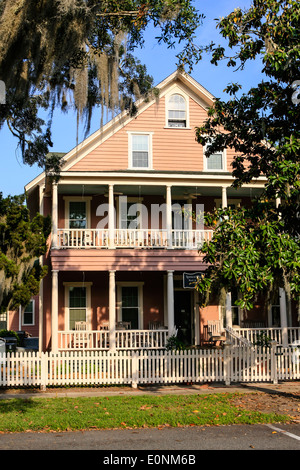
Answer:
[51,248,207,271]
[69,95,210,173]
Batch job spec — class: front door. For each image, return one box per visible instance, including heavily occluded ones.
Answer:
[174,290,192,345]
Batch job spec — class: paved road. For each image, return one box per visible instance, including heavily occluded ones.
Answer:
[1,423,300,451]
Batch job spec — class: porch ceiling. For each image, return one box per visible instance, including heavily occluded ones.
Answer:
[57,183,264,199]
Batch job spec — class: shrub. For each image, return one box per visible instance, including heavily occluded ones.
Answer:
[165,335,186,351]
[253,332,272,348]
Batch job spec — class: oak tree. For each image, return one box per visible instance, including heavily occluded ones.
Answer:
[0,193,51,312]
[0,0,202,175]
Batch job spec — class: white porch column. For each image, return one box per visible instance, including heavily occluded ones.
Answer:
[225,292,232,329]
[109,270,116,350]
[39,184,45,352]
[166,185,172,248]
[108,184,115,248]
[221,186,227,209]
[279,287,288,347]
[52,182,58,248]
[167,270,175,335]
[51,270,59,352]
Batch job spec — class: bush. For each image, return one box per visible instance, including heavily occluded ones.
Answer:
[165,335,186,351]
[253,332,272,348]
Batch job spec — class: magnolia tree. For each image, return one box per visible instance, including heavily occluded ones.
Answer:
[192,0,300,316]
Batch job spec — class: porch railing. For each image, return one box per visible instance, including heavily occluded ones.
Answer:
[58,329,169,351]
[56,228,213,249]
[57,229,109,248]
[228,327,300,346]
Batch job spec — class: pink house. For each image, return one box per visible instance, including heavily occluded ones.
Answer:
[9,70,297,352]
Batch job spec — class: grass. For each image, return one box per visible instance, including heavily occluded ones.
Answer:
[0,393,290,433]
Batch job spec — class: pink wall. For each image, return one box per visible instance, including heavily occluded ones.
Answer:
[8,294,40,337]
[52,271,165,334]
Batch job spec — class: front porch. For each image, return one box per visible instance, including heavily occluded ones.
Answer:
[57,325,300,351]
[47,264,299,353]
[49,270,186,353]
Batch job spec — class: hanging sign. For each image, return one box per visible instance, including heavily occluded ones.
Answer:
[183,272,204,289]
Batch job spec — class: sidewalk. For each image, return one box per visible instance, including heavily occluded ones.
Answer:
[1,381,300,400]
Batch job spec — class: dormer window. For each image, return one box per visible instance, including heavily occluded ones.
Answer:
[167,94,187,128]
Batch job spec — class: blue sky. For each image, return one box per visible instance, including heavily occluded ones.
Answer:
[0,0,261,197]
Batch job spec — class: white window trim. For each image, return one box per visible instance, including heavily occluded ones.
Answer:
[63,282,92,330]
[63,196,92,229]
[203,140,227,172]
[20,300,35,326]
[116,282,144,329]
[127,132,153,170]
[164,88,190,129]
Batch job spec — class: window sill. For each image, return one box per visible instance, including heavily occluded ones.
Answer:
[128,167,153,171]
[164,126,191,130]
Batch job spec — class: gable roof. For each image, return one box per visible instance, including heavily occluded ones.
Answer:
[25,70,215,193]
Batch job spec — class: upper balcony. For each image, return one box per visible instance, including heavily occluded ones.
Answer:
[49,180,265,252]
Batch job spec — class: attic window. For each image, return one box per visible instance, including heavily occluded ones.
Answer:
[167,94,186,128]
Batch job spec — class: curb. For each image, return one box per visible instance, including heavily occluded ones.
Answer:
[1,381,300,400]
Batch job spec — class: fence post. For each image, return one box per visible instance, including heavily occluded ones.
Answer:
[270,341,278,384]
[224,342,231,386]
[132,351,138,388]
[40,352,48,390]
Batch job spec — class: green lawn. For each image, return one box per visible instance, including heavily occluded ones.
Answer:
[0,393,289,433]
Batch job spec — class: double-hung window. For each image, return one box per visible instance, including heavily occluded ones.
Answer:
[121,286,140,329]
[69,201,87,229]
[117,282,143,329]
[23,300,35,326]
[64,197,92,230]
[204,139,225,171]
[68,286,87,330]
[64,282,92,330]
[129,133,152,169]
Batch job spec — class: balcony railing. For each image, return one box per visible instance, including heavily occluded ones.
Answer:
[56,228,213,249]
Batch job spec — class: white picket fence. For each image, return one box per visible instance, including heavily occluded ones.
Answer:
[1,344,300,389]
